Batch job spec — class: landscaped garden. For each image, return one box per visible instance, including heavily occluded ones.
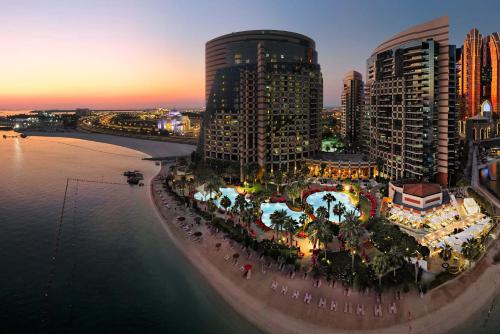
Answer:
[165,154,493,293]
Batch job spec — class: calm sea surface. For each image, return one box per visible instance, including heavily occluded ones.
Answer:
[0,131,261,334]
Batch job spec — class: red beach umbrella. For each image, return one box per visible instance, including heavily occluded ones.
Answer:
[244,264,252,271]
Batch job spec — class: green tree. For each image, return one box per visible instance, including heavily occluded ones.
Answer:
[316,206,328,220]
[283,216,299,256]
[262,172,271,189]
[298,213,309,227]
[322,193,336,219]
[300,164,310,180]
[439,243,453,263]
[207,200,217,221]
[233,194,247,215]
[274,170,284,193]
[220,195,232,215]
[372,252,391,286]
[319,163,327,177]
[462,238,480,262]
[388,246,404,278]
[317,222,334,258]
[288,185,301,206]
[333,202,346,223]
[339,210,365,273]
[270,209,288,241]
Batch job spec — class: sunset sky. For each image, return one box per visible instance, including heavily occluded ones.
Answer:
[2,0,500,110]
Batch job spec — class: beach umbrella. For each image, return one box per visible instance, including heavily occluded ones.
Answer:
[194,231,202,237]
[244,264,252,271]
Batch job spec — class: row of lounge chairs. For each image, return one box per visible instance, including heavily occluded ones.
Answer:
[270,280,398,317]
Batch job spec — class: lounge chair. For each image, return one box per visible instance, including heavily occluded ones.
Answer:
[292,290,300,299]
[318,298,326,308]
[271,281,278,290]
[374,304,382,317]
[280,286,288,295]
[330,300,337,311]
[303,293,312,304]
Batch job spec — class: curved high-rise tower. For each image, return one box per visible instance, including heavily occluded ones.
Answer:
[365,16,456,186]
[201,30,323,177]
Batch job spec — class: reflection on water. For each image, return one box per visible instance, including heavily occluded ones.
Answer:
[0,131,261,334]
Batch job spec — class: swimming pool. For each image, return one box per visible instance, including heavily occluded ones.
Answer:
[193,187,243,208]
[305,191,357,223]
[260,202,305,228]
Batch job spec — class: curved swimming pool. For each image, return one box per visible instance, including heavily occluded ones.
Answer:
[260,202,304,228]
[305,191,357,223]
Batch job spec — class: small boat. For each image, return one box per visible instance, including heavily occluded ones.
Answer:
[123,170,140,177]
[127,176,140,185]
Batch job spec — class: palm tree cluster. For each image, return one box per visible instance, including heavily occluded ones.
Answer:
[338,210,366,272]
[269,209,299,255]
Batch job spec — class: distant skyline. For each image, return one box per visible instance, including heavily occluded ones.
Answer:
[2,0,500,109]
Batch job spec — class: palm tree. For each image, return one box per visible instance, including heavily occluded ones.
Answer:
[339,210,365,272]
[322,193,336,219]
[462,238,480,263]
[233,194,247,215]
[332,202,346,223]
[262,172,271,189]
[205,176,223,200]
[317,223,334,258]
[439,243,453,264]
[388,246,404,278]
[316,206,328,220]
[300,164,310,180]
[207,200,217,221]
[372,253,391,286]
[274,170,283,193]
[283,216,299,255]
[298,213,309,227]
[220,195,231,216]
[304,203,314,216]
[319,163,327,178]
[288,185,301,206]
[306,219,322,249]
[241,203,255,230]
[270,209,287,241]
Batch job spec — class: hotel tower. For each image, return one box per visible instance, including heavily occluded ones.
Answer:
[200,30,323,177]
[365,16,457,186]
[340,71,364,149]
[458,28,500,135]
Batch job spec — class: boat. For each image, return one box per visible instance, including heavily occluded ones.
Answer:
[123,170,140,177]
[127,176,141,185]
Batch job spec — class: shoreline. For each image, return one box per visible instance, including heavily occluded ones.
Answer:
[11,131,499,333]
[20,130,196,158]
[149,164,500,334]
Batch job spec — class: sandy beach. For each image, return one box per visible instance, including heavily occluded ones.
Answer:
[18,132,500,333]
[23,130,196,158]
[150,164,500,334]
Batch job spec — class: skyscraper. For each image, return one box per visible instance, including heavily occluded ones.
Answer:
[458,28,500,121]
[340,71,363,149]
[201,30,323,177]
[365,16,455,186]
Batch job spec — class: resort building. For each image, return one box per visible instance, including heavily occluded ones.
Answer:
[458,28,500,138]
[385,181,492,271]
[305,153,376,180]
[200,30,323,177]
[340,71,364,149]
[365,16,457,186]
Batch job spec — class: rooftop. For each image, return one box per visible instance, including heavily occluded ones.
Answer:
[403,183,441,198]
